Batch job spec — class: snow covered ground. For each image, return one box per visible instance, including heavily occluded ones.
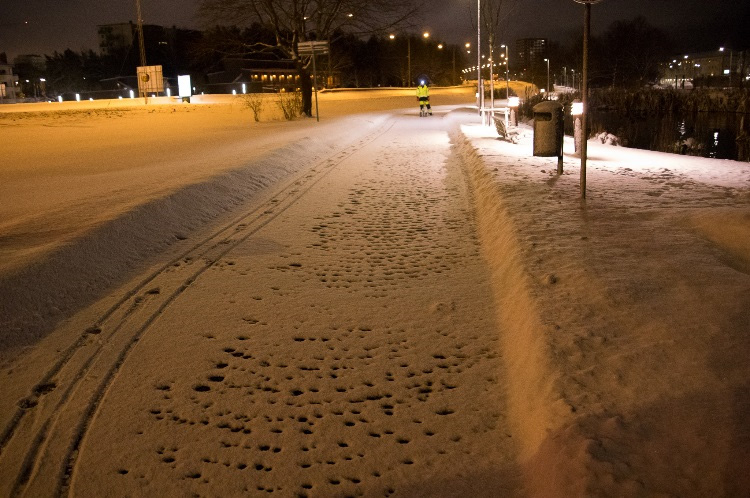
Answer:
[0,88,749,496]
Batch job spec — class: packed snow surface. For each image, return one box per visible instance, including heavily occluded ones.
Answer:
[0,87,748,496]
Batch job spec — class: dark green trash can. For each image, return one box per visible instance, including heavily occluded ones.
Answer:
[532,100,564,173]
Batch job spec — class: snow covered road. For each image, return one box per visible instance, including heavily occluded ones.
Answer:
[0,103,525,496]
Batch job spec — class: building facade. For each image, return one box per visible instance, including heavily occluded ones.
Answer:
[0,62,21,102]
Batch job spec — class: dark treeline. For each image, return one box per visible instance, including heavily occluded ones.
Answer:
[7,15,747,98]
[8,23,469,98]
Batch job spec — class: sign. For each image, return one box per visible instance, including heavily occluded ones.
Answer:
[178,75,191,98]
[137,65,164,96]
[298,41,329,56]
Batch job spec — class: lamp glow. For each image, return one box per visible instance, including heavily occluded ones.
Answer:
[571,101,583,115]
[508,96,520,107]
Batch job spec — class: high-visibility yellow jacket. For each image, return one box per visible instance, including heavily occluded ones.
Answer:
[416,85,430,98]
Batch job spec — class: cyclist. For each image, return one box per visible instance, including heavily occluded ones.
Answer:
[416,80,432,116]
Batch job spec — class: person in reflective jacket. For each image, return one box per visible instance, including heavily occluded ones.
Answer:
[416,81,432,115]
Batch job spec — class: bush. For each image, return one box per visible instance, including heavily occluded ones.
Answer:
[276,90,303,120]
[240,93,264,122]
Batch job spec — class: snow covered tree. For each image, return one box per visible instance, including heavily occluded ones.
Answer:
[199,0,415,116]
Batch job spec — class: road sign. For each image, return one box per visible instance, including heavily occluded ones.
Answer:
[298,41,329,55]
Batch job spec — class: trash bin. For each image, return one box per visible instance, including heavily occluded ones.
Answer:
[532,101,564,157]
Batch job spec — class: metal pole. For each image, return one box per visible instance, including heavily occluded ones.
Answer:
[580,3,590,199]
[505,45,509,100]
[407,38,412,87]
[312,53,320,122]
[490,40,495,112]
[547,58,550,93]
[135,0,147,99]
[477,0,482,112]
[452,46,456,86]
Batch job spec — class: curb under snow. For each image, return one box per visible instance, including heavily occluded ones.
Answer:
[451,127,593,496]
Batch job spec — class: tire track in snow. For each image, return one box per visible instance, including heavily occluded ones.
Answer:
[0,117,396,498]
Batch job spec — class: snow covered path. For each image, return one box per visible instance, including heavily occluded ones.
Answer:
[0,107,523,496]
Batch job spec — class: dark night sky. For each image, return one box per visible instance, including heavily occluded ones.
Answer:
[2,0,748,61]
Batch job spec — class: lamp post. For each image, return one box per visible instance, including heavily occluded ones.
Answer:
[501,44,509,99]
[573,0,603,200]
[720,46,734,87]
[389,34,412,87]
[544,58,550,93]
[477,0,482,112]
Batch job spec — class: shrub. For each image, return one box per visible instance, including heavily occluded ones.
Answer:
[240,93,264,122]
[276,91,303,120]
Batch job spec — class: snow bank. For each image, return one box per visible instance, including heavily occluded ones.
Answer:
[0,110,389,359]
[454,118,750,496]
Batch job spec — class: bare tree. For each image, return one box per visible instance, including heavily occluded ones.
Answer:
[199,0,417,116]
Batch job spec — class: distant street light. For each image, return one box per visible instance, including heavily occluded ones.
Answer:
[544,58,550,94]
[573,0,604,200]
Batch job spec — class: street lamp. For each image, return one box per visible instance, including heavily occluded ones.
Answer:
[720,46,734,87]
[501,44,509,100]
[476,0,482,112]
[573,0,604,200]
[544,58,550,94]
[389,33,411,87]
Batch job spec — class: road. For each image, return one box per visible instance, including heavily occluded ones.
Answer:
[0,107,524,497]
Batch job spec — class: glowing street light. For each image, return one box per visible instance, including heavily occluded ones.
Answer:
[544,58,550,94]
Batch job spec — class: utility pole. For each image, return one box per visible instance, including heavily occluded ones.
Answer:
[135,0,147,97]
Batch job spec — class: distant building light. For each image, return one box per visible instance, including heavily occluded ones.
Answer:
[166,88,171,97]
[129,89,135,98]
[232,89,237,95]
[75,93,80,101]
[724,69,730,75]
[571,101,583,116]
[242,83,246,94]
[119,96,123,99]
[508,96,520,108]
[57,96,63,103]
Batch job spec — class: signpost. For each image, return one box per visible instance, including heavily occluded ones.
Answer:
[297,41,330,122]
